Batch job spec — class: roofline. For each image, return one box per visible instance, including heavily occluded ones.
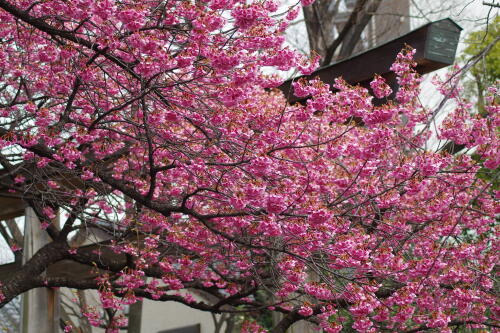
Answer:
[313,18,463,73]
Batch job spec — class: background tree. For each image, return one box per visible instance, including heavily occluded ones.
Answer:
[461,15,499,116]
[298,0,494,66]
[303,0,387,65]
[0,1,498,333]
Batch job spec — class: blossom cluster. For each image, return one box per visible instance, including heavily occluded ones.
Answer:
[0,0,498,332]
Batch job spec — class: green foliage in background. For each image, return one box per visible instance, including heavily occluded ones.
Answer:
[461,16,499,116]
[458,17,499,193]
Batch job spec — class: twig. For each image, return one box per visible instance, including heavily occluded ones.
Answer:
[482,2,500,8]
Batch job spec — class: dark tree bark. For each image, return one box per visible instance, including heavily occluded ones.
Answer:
[337,0,383,59]
[303,0,408,65]
[0,241,68,307]
[303,0,342,59]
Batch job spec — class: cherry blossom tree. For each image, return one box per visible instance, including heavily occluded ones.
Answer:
[0,0,498,332]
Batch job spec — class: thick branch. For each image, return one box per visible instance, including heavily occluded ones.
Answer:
[322,0,368,66]
[338,0,383,59]
[0,241,68,307]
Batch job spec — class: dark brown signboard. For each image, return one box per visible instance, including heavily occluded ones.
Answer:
[278,18,462,104]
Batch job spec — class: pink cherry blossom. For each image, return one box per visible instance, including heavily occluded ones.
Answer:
[0,1,497,332]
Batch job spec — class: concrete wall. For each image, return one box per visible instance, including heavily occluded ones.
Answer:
[59,288,217,333]
[141,298,216,333]
[374,0,411,45]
